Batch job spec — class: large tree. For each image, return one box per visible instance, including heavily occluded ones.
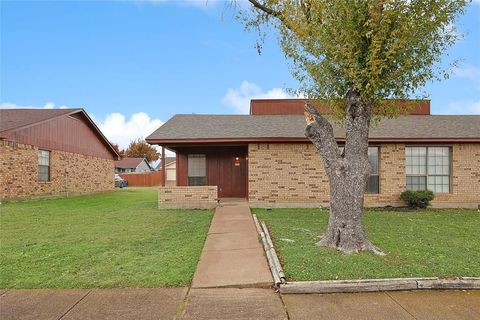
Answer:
[111,142,126,158]
[125,139,160,162]
[239,0,468,254]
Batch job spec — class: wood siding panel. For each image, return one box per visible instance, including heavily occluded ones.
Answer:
[7,114,114,159]
[177,153,188,186]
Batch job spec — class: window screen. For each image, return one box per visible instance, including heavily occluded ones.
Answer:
[366,147,380,193]
[38,150,50,182]
[406,147,450,193]
[188,154,206,186]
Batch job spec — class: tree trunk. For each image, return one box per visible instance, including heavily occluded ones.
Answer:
[304,92,384,255]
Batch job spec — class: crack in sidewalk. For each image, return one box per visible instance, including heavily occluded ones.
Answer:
[58,289,92,320]
[385,291,418,320]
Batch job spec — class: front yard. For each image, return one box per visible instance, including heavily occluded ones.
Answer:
[254,208,480,281]
[0,188,213,288]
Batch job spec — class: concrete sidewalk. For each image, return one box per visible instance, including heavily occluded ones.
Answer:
[0,288,187,320]
[283,290,480,320]
[190,200,272,288]
[2,288,479,319]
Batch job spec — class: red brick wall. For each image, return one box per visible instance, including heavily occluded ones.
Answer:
[0,140,114,200]
[248,142,480,208]
[158,186,218,209]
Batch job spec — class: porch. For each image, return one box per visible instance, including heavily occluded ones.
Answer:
[156,144,248,209]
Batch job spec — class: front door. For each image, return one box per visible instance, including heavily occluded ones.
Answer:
[207,148,247,198]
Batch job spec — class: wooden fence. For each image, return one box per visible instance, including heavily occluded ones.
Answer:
[119,171,164,187]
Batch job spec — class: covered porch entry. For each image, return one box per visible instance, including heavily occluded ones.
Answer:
[160,144,248,199]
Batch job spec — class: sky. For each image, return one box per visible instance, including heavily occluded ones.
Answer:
[1,0,479,149]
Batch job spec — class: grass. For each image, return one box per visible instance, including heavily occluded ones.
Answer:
[0,188,213,288]
[253,208,480,281]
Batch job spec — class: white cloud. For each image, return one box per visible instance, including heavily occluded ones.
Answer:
[94,112,163,149]
[436,100,480,115]
[0,101,74,109]
[453,65,480,89]
[222,80,293,114]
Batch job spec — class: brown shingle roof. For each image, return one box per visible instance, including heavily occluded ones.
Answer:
[146,114,480,142]
[115,157,146,169]
[0,108,81,133]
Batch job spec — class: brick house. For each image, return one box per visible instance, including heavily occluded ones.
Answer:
[0,108,119,200]
[146,99,480,209]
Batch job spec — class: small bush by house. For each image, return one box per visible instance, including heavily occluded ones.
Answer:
[400,190,434,209]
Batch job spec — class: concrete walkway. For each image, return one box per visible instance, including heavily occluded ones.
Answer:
[180,200,287,318]
[190,200,272,288]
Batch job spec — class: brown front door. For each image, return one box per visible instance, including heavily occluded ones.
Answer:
[207,148,247,198]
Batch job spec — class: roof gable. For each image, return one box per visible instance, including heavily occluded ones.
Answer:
[0,108,119,159]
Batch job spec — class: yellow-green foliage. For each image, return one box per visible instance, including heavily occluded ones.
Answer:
[241,0,468,117]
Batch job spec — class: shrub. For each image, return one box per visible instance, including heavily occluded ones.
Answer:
[400,190,434,209]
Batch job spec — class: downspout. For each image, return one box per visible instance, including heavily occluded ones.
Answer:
[65,167,69,197]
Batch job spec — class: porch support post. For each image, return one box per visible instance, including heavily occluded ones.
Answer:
[161,146,166,187]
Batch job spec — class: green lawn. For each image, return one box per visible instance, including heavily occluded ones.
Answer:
[0,188,213,288]
[253,208,480,281]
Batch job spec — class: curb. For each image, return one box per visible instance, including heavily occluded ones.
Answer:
[252,214,286,286]
[279,277,480,294]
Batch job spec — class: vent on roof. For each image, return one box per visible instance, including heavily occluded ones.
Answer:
[249,99,430,116]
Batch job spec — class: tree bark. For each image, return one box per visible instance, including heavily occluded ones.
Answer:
[304,92,385,255]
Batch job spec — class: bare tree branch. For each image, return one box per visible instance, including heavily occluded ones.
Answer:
[247,0,285,22]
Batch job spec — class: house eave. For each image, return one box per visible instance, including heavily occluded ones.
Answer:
[146,137,480,146]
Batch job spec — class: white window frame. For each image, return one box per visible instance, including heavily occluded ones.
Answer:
[406,146,451,193]
[38,149,51,182]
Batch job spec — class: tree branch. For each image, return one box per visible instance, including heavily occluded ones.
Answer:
[304,103,341,168]
[247,0,285,22]
[300,0,312,22]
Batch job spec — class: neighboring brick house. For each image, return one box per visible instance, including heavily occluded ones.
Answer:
[146,99,480,209]
[115,157,153,173]
[0,108,119,201]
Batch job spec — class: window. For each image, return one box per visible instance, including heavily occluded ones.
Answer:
[406,147,450,193]
[367,147,380,193]
[38,150,50,182]
[188,154,206,186]
[338,146,380,193]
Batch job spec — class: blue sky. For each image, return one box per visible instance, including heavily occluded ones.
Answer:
[1,0,479,148]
